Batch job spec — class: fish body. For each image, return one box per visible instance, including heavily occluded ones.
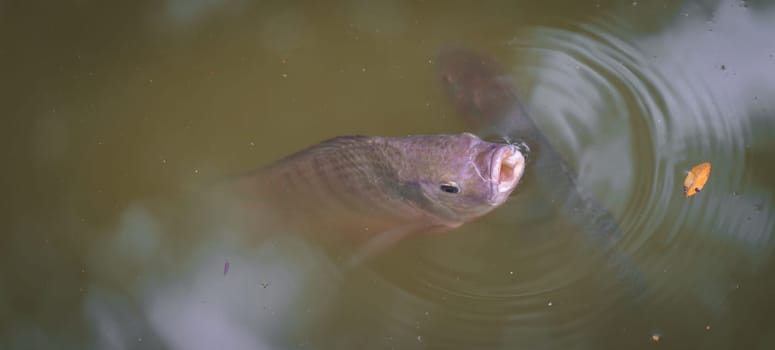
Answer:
[229,133,525,254]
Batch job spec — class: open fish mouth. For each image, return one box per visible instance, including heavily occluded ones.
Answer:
[490,144,526,195]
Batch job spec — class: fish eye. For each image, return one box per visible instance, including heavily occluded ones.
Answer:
[440,182,461,194]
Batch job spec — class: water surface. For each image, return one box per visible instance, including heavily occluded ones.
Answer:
[2,1,774,349]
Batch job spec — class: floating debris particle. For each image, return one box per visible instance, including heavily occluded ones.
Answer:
[683,162,711,197]
[651,331,663,344]
[223,260,230,275]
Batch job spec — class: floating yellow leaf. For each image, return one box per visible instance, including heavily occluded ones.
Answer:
[684,162,711,197]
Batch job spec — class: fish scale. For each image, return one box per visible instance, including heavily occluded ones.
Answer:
[266,137,413,222]
[306,138,415,219]
[245,137,420,235]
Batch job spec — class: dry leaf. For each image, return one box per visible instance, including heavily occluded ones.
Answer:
[684,162,711,197]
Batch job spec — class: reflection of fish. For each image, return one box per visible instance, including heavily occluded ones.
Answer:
[437,47,640,287]
[230,133,525,261]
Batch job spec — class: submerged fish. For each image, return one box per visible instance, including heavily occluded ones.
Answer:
[438,47,539,145]
[437,47,640,287]
[229,133,526,261]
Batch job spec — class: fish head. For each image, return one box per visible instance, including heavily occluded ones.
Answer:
[395,133,526,226]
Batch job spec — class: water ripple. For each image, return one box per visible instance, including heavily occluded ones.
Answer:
[336,8,775,347]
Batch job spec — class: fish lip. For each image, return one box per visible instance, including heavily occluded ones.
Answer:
[488,144,525,203]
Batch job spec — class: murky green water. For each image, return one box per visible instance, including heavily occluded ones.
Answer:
[2,0,774,349]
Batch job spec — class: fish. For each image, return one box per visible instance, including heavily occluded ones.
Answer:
[227,133,526,262]
[437,47,642,289]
